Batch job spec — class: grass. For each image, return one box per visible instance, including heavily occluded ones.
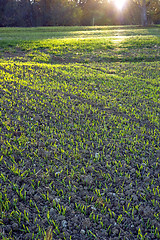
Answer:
[0,25,160,240]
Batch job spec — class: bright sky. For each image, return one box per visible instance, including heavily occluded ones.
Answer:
[114,0,126,10]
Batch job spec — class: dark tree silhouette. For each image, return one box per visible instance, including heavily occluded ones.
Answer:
[0,0,159,27]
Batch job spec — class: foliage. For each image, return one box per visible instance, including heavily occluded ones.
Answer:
[0,0,160,27]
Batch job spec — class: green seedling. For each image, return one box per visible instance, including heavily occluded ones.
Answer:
[0,26,160,240]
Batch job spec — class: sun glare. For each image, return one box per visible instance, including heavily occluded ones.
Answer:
[114,0,126,10]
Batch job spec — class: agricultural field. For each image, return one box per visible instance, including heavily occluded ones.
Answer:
[0,26,160,240]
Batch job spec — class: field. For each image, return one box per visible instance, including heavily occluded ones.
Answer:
[0,26,160,240]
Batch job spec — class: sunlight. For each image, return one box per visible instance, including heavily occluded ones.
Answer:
[114,0,126,10]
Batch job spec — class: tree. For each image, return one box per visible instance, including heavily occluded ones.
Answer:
[0,0,9,26]
[148,0,160,23]
[38,0,82,26]
[133,0,160,26]
[131,0,147,26]
[17,0,35,26]
[0,0,159,27]
[3,0,19,26]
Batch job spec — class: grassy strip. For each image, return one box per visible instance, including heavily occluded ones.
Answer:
[0,26,160,240]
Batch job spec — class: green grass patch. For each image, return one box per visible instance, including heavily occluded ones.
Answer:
[0,25,160,240]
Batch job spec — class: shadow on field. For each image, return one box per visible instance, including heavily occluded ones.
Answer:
[0,64,157,132]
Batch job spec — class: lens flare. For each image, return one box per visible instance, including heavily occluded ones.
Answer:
[114,0,126,10]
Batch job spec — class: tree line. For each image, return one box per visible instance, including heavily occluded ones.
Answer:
[0,0,160,27]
